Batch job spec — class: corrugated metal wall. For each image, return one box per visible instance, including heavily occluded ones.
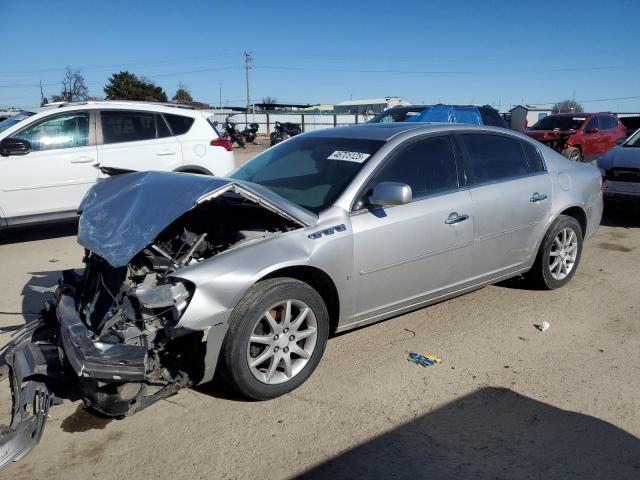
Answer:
[203,109,374,134]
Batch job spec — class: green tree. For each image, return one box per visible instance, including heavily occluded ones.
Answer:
[104,71,168,102]
[552,99,583,114]
[172,82,193,103]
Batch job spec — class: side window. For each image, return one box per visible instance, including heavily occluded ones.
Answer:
[603,116,616,130]
[521,141,544,173]
[13,112,90,151]
[164,114,195,135]
[156,114,171,138]
[101,111,157,144]
[460,134,531,185]
[585,117,600,131]
[372,136,458,200]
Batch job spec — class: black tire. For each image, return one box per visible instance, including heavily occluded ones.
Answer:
[563,147,582,162]
[221,278,329,400]
[527,214,583,289]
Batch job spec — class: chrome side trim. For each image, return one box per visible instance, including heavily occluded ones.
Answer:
[338,265,530,333]
[359,240,474,276]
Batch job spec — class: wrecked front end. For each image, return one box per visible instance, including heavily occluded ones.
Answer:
[526,129,575,154]
[0,171,313,468]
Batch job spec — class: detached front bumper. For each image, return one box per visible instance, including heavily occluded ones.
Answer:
[0,320,64,469]
[57,294,147,382]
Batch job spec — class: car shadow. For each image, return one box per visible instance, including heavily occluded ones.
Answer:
[601,204,640,228]
[298,387,640,479]
[0,219,78,245]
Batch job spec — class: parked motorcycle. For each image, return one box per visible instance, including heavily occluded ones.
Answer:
[241,122,260,144]
[270,121,302,146]
[222,116,245,148]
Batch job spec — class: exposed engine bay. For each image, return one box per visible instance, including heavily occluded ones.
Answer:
[0,184,302,468]
[74,195,297,409]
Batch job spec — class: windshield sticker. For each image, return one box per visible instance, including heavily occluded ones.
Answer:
[327,151,371,163]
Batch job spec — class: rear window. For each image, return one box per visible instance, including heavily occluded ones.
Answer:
[164,114,195,135]
[530,115,586,131]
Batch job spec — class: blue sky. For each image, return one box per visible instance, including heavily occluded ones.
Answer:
[1,0,639,111]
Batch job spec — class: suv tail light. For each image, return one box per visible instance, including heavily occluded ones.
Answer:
[210,138,233,151]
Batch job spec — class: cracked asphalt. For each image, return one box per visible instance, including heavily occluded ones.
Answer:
[1,145,639,479]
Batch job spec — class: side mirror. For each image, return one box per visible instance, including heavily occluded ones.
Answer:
[585,127,599,134]
[368,182,412,207]
[212,121,219,127]
[0,137,31,157]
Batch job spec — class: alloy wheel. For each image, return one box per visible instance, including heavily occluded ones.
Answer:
[548,227,578,280]
[246,299,318,385]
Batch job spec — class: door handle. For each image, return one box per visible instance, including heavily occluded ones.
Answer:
[70,156,96,164]
[530,192,548,203]
[445,212,470,225]
[157,150,176,156]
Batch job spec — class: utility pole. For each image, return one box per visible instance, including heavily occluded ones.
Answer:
[39,80,44,106]
[244,51,253,123]
[219,82,222,110]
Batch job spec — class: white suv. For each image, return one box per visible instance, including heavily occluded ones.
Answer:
[0,101,235,228]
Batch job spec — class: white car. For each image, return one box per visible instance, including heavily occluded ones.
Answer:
[0,101,235,229]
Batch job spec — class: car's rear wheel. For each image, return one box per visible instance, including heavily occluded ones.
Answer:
[221,278,329,400]
[563,147,582,162]
[527,215,583,289]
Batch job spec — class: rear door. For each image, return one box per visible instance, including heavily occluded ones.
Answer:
[351,134,474,322]
[0,110,98,220]
[582,116,603,159]
[96,110,182,172]
[457,133,551,280]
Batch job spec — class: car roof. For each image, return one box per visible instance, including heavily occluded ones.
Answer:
[548,112,613,117]
[31,100,198,116]
[302,122,518,141]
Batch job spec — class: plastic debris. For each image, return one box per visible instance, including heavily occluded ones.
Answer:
[408,352,442,367]
[535,321,550,332]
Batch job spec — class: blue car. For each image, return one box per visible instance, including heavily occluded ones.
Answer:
[368,104,509,128]
[598,129,640,203]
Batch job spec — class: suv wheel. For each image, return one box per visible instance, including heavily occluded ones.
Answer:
[221,278,329,400]
[563,147,582,162]
[527,215,583,289]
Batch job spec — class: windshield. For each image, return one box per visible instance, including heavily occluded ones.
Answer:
[0,111,34,134]
[530,115,586,131]
[368,108,428,123]
[231,135,385,212]
[624,128,640,147]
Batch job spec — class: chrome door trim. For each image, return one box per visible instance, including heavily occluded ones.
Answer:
[337,265,531,333]
[359,240,474,276]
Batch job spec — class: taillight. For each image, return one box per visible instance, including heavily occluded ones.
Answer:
[210,138,233,151]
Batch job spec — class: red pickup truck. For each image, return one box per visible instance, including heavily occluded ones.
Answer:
[525,113,626,162]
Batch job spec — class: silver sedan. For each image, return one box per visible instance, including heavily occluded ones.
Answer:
[0,123,603,466]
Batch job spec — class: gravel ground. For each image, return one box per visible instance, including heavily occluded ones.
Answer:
[1,146,639,479]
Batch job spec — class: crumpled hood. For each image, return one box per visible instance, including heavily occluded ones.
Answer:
[525,130,575,141]
[78,171,317,267]
[597,146,640,171]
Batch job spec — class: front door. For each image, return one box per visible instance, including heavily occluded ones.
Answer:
[456,133,552,280]
[0,110,98,221]
[350,135,474,323]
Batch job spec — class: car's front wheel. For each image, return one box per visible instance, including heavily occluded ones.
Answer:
[221,278,329,400]
[528,215,583,289]
[563,147,582,162]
